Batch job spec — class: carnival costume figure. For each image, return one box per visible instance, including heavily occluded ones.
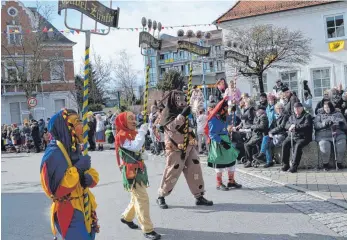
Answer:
[205,97,242,191]
[157,90,213,209]
[40,109,99,240]
[115,112,161,240]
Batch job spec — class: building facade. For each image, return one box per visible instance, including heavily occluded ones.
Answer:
[157,30,226,97]
[1,1,77,125]
[215,1,347,108]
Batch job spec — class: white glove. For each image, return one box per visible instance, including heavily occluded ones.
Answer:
[139,123,149,133]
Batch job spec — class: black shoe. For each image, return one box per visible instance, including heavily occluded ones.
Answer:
[120,218,139,229]
[253,152,264,159]
[263,162,274,168]
[323,163,330,171]
[337,163,343,169]
[216,184,229,191]
[227,182,242,189]
[244,161,252,168]
[195,196,213,206]
[199,151,204,154]
[156,197,168,209]
[281,164,290,172]
[289,165,298,173]
[144,231,161,240]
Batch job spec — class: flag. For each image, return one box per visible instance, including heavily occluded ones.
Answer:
[43,27,48,32]
[329,40,345,52]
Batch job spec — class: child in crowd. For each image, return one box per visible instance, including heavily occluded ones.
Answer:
[95,114,106,151]
[42,127,51,150]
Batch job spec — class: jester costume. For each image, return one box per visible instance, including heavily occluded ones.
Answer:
[205,97,242,191]
[40,109,99,240]
[156,90,213,209]
[115,112,161,240]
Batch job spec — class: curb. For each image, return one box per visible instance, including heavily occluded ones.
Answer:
[236,168,347,210]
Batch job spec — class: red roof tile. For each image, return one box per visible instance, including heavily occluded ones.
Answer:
[215,0,339,23]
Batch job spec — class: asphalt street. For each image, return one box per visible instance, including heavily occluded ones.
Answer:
[1,150,344,240]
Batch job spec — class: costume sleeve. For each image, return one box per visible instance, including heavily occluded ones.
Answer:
[208,118,222,143]
[121,130,146,152]
[85,168,99,188]
[166,114,186,131]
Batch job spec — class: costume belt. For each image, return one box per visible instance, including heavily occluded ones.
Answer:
[50,194,83,203]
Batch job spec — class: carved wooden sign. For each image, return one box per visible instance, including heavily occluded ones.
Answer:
[177,40,210,56]
[224,49,248,62]
[58,0,120,28]
[139,31,161,50]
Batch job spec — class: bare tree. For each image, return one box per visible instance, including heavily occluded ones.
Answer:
[1,2,65,110]
[224,25,312,93]
[111,49,140,106]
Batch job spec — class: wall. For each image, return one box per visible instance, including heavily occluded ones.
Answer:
[220,2,347,107]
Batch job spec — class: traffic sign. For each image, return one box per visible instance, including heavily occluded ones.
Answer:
[27,97,37,107]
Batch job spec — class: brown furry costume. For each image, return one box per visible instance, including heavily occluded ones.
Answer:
[156,90,213,209]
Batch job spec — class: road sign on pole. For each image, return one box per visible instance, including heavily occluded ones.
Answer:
[27,97,37,108]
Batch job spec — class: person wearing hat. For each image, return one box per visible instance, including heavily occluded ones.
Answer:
[282,86,300,115]
[281,102,313,173]
[243,105,269,168]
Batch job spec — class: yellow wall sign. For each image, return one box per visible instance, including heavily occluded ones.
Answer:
[329,40,345,52]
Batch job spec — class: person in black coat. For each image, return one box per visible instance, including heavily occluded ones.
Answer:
[244,106,269,168]
[282,86,300,115]
[254,102,289,167]
[236,98,256,130]
[281,102,313,173]
[87,115,96,151]
[31,120,41,153]
[303,80,312,98]
[258,93,268,109]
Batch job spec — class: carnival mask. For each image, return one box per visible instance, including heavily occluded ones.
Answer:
[127,112,137,131]
[174,92,187,109]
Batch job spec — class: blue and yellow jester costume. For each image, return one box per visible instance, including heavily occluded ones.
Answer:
[40,109,99,240]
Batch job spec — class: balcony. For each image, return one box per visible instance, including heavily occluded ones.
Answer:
[1,82,40,96]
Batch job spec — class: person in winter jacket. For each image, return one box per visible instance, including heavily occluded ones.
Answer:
[254,102,289,168]
[214,78,227,102]
[11,124,21,153]
[315,89,331,115]
[266,94,276,129]
[244,106,269,168]
[272,79,285,99]
[95,114,106,151]
[38,119,45,137]
[314,101,346,170]
[236,98,256,130]
[331,88,346,116]
[31,120,41,153]
[303,80,312,98]
[281,102,313,173]
[87,113,96,151]
[282,86,300,115]
[105,125,114,144]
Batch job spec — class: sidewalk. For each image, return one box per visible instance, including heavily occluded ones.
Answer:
[199,155,347,209]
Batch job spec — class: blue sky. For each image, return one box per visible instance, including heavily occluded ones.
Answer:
[21,0,235,81]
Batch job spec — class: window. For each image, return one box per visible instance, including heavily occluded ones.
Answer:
[54,99,66,113]
[5,60,28,81]
[50,61,65,81]
[209,62,214,72]
[325,14,345,39]
[216,60,224,72]
[263,74,268,93]
[7,25,22,45]
[312,68,331,97]
[160,68,166,75]
[160,54,164,60]
[215,45,222,53]
[281,71,298,93]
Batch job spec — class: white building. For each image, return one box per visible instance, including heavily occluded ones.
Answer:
[215,0,347,108]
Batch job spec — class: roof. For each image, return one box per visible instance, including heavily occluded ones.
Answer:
[214,0,339,24]
[28,7,75,45]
